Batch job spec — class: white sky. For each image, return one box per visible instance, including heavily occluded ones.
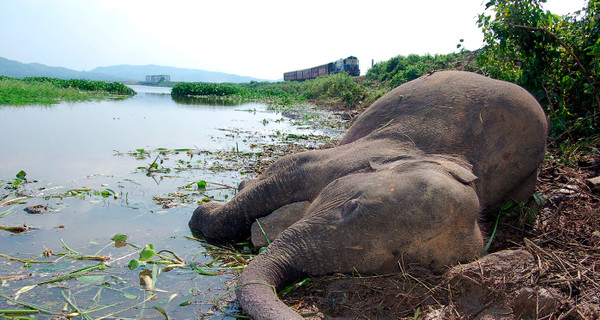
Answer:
[0,0,587,80]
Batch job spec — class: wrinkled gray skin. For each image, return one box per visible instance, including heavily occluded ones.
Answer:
[189,71,548,319]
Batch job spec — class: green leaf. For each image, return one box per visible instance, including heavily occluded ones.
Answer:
[150,306,170,319]
[128,259,141,270]
[179,298,192,306]
[279,277,311,296]
[113,233,127,243]
[190,263,218,276]
[139,244,156,261]
[123,293,138,299]
[499,202,515,212]
[197,180,207,190]
[532,192,546,206]
[16,170,26,180]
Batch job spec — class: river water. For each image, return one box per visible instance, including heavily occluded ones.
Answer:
[0,85,342,319]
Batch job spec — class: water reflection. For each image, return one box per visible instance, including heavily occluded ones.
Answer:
[172,95,249,106]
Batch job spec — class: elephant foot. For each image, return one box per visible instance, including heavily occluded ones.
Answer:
[188,202,225,240]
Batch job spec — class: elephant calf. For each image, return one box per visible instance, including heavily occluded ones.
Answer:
[189,71,548,319]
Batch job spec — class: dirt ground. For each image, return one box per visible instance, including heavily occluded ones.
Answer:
[277,146,600,319]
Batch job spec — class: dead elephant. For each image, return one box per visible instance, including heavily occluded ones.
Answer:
[189,71,548,319]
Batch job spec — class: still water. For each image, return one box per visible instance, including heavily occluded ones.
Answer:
[0,86,342,319]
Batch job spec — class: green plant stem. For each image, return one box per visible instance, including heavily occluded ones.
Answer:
[0,253,55,264]
[37,263,106,285]
[484,213,502,253]
[0,197,29,207]
[255,219,271,246]
[94,294,156,320]
[0,295,54,315]
[0,310,39,315]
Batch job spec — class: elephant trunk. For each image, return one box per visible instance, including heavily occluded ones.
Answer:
[235,239,307,319]
[190,167,318,241]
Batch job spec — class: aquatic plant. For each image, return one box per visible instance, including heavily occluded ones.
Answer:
[0,76,135,105]
[21,77,136,96]
[171,82,291,101]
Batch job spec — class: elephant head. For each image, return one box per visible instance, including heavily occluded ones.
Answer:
[233,159,483,319]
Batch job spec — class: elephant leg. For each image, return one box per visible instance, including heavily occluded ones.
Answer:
[506,169,539,204]
[189,153,323,241]
[250,201,311,249]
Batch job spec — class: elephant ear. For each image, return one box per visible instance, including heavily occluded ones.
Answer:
[368,155,414,171]
[434,160,477,184]
[369,155,477,184]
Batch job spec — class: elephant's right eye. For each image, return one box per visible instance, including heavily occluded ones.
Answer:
[341,198,360,218]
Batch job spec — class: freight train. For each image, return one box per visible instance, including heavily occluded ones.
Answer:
[283,56,360,81]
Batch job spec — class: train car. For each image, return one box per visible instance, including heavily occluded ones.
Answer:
[284,56,360,81]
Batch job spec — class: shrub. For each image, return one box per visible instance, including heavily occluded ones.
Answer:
[477,0,600,142]
[301,73,366,106]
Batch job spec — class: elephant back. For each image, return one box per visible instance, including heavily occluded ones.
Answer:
[342,71,548,212]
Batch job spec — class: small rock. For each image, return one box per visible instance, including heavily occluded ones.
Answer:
[24,204,48,214]
[557,188,575,194]
[446,249,535,277]
[511,287,559,319]
[586,176,600,192]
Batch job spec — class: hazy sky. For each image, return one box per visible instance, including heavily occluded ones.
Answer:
[0,0,587,80]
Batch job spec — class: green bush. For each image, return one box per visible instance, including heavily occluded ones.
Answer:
[366,52,475,88]
[477,0,599,142]
[171,82,240,96]
[301,73,366,106]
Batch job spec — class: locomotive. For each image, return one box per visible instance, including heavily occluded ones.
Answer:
[283,56,360,81]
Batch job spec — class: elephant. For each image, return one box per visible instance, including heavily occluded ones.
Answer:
[188,71,548,319]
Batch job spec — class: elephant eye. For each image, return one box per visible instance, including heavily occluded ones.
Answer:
[341,198,360,217]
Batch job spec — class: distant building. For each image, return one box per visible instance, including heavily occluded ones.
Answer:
[145,75,170,84]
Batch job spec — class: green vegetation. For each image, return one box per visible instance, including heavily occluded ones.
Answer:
[0,76,135,105]
[171,82,291,100]
[477,0,599,142]
[366,52,478,88]
[300,72,366,105]
[0,232,251,319]
[173,72,370,108]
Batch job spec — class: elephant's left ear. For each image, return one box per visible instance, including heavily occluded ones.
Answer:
[436,160,477,184]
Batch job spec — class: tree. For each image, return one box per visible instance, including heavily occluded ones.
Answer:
[477,0,599,142]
